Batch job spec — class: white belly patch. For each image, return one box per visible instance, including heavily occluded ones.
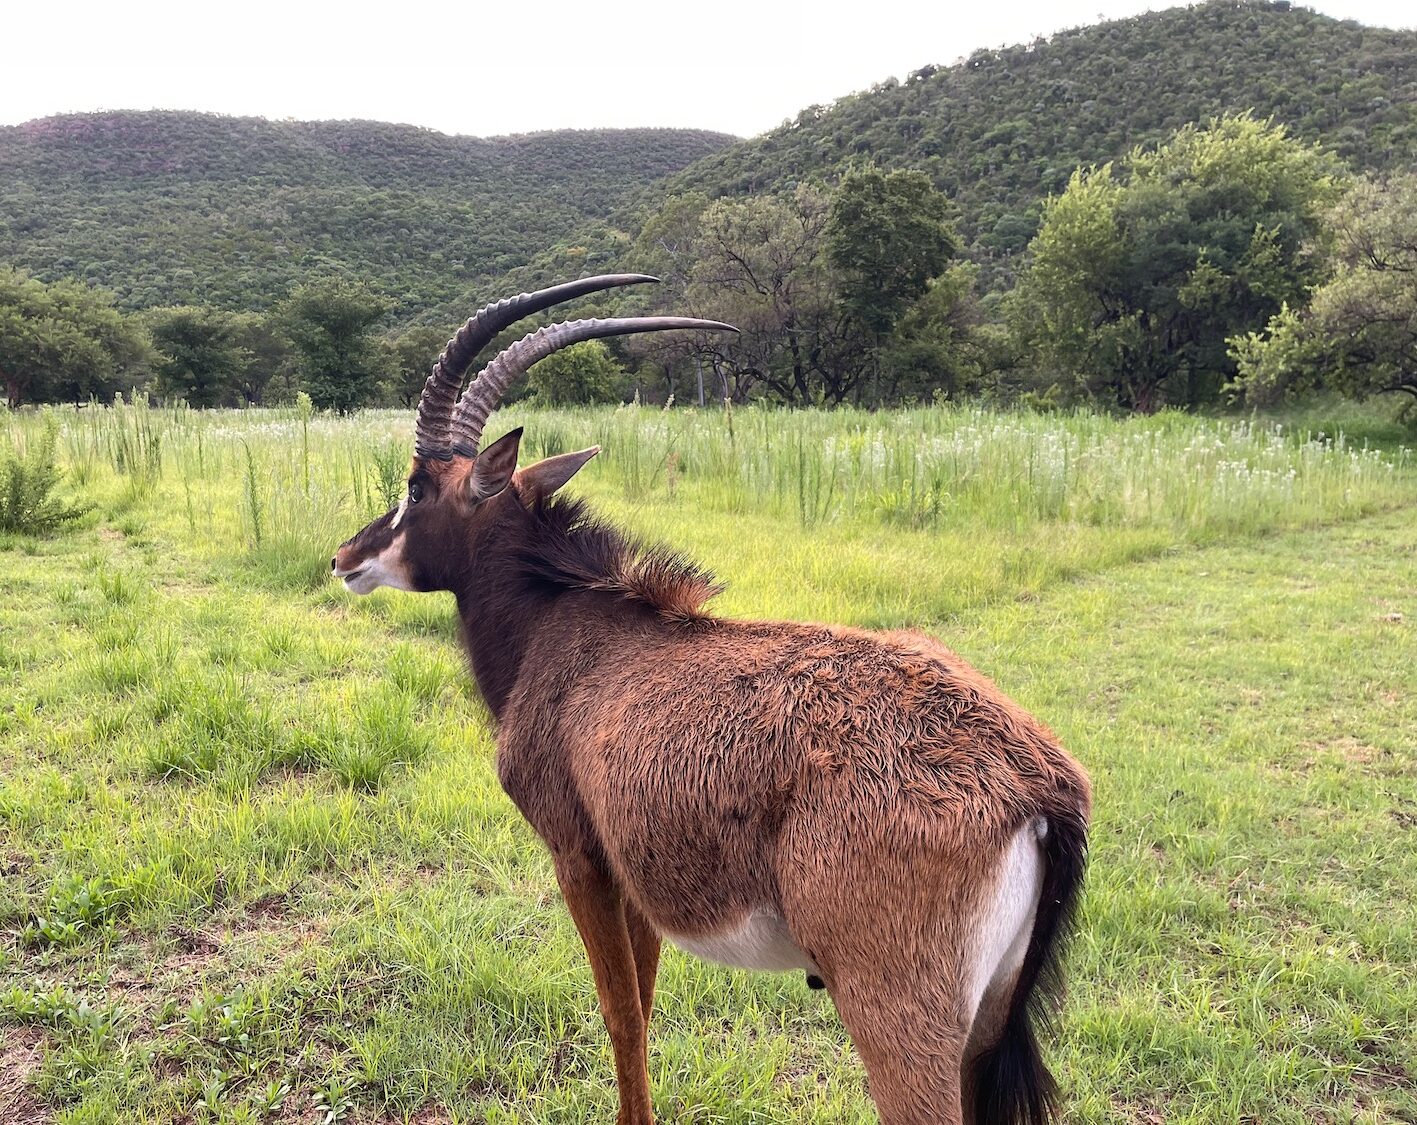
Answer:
[666,908,821,974]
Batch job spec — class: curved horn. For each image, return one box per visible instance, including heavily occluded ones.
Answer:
[412,274,660,459]
[448,317,738,457]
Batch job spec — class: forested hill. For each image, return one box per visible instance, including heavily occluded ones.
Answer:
[4,3,1414,324]
[0,112,735,314]
[616,0,1416,271]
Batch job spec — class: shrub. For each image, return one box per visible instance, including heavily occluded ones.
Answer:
[0,414,91,534]
[527,340,628,405]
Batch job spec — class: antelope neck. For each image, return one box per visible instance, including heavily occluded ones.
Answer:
[448,505,612,721]
[452,517,544,720]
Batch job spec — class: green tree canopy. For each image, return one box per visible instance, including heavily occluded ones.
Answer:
[827,166,958,338]
[231,314,296,405]
[688,186,855,404]
[146,305,252,408]
[629,177,987,407]
[384,325,457,408]
[1230,174,1417,405]
[280,279,390,413]
[526,340,628,405]
[885,263,1004,402]
[0,268,149,408]
[1010,114,1344,411]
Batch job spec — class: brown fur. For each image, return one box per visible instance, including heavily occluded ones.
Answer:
[334,433,1092,1125]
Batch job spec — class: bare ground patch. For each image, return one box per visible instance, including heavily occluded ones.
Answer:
[98,892,333,1031]
[0,1025,51,1125]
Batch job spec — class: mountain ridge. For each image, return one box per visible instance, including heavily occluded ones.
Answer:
[0,110,736,315]
[526,0,1415,302]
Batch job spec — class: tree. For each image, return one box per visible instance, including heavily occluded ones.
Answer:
[384,325,457,408]
[689,186,860,405]
[280,279,390,413]
[885,263,1005,402]
[146,306,251,407]
[0,269,149,407]
[1011,115,1344,411]
[827,166,958,338]
[527,340,628,405]
[631,177,977,407]
[632,186,869,405]
[628,192,736,403]
[1230,175,1417,404]
[231,313,296,405]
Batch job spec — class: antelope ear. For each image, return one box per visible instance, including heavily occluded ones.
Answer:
[517,446,600,502]
[470,427,522,501]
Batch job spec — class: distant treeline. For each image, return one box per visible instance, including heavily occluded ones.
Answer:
[5,116,1413,415]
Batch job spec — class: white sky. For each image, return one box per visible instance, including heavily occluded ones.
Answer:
[4,0,1412,139]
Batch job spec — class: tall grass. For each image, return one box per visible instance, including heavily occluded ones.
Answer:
[510,402,1414,533]
[9,399,1414,591]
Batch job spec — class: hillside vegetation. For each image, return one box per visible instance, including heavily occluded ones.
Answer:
[2,2,1415,413]
[521,0,1413,295]
[5,4,1414,323]
[0,113,735,315]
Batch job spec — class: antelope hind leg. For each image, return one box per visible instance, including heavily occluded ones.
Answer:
[625,896,662,1024]
[826,953,973,1125]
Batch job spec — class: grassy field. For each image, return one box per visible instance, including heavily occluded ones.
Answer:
[1,400,1414,1123]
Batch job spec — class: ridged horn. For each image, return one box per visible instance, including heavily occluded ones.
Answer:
[412,274,660,459]
[447,317,738,457]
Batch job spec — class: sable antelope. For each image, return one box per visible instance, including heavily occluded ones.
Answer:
[332,275,1091,1125]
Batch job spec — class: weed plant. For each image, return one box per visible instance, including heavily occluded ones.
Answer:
[0,413,91,534]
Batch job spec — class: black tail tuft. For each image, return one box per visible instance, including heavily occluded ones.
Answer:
[970,806,1089,1125]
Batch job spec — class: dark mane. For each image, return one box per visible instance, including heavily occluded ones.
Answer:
[517,495,723,623]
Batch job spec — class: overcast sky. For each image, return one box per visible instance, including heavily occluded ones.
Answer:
[5,0,1412,139]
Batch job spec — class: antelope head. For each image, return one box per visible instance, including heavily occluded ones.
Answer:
[332,275,734,596]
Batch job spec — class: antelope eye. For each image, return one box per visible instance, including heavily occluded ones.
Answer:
[408,481,424,504]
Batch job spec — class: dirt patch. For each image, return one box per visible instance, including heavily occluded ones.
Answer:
[1299,736,1408,778]
[1321,736,1382,766]
[406,1106,455,1124]
[1,852,34,877]
[0,1025,51,1124]
[273,1090,324,1124]
[1356,1059,1411,1090]
[147,924,226,985]
[351,1105,455,1125]
[245,884,289,918]
[1109,1096,1166,1123]
[102,896,331,1028]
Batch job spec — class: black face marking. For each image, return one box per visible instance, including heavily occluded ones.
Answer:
[339,505,398,556]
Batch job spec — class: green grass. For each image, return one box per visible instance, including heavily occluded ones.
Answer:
[1,402,1414,1123]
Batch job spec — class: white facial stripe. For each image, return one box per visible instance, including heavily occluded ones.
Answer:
[343,533,417,594]
[389,497,409,530]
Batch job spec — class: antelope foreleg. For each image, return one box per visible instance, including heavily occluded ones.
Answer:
[555,854,656,1125]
